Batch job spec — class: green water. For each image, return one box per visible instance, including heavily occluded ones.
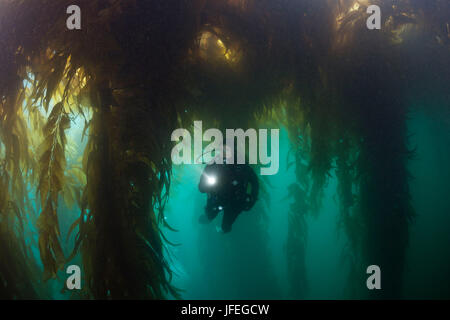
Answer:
[22,106,450,299]
[157,108,450,299]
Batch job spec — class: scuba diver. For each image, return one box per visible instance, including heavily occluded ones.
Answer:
[198,150,259,233]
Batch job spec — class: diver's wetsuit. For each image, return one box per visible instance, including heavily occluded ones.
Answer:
[198,163,259,233]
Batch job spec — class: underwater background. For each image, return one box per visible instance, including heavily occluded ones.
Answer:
[152,108,450,300]
[24,110,450,300]
[0,0,449,300]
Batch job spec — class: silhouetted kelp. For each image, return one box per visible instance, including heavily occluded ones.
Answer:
[0,0,448,299]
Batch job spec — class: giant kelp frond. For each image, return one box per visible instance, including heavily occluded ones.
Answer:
[36,102,70,280]
[0,146,40,298]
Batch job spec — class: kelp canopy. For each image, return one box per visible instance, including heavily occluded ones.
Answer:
[0,0,449,299]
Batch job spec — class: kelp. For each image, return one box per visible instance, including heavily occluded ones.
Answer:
[0,0,449,299]
[37,102,70,280]
[0,161,40,299]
